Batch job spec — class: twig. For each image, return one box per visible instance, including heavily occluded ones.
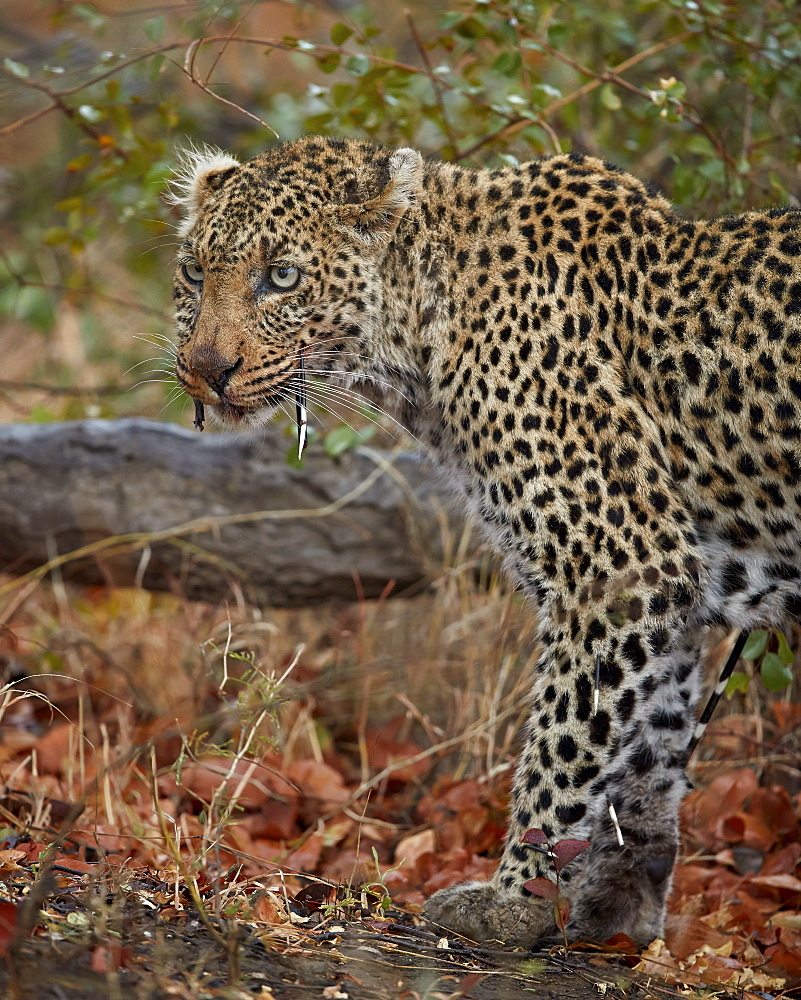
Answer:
[405,8,458,153]
[0,380,133,396]
[0,253,169,318]
[457,30,694,159]
[0,64,129,158]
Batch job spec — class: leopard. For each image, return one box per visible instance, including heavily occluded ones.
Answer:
[170,135,801,949]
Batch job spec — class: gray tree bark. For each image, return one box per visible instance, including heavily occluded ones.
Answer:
[0,419,468,607]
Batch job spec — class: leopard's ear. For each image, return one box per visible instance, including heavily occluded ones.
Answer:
[168,145,240,235]
[328,148,424,247]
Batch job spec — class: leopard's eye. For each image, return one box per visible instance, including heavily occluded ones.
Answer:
[268,264,301,291]
[182,260,204,284]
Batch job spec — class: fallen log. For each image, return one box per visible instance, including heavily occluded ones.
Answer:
[0,419,468,607]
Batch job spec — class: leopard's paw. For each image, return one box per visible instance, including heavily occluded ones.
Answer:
[424,880,555,947]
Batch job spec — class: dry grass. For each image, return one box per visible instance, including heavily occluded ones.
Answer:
[0,553,538,876]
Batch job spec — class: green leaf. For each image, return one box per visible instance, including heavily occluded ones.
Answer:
[760,652,793,691]
[439,11,463,30]
[30,404,55,423]
[72,4,107,30]
[330,22,353,45]
[600,83,622,110]
[492,51,522,77]
[43,226,70,247]
[725,672,750,697]
[316,52,340,74]
[331,82,353,107]
[3,57,29,79]
[697,158,726,184]
[345,54,370,77]
[454,16,487,40]
[741,629,768,660]
[324,425,359,457]
[285,441,305,469]
[547,22,571,48]
[323,424,375,457]
[775,630,794,665]
[144,15,165,42]
[56,196,84,213]
[67,153,94,173]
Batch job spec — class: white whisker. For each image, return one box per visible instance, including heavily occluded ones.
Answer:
[123,357,174,375]
[130,377,178,390]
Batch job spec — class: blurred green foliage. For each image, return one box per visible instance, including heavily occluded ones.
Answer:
[730,629,796,693]
[0,0,800,422]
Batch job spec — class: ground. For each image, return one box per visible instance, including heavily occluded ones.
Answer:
[0,577,799,998]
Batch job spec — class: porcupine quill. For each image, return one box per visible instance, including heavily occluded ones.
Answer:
[193,399,205,432]
[296,351,308,460]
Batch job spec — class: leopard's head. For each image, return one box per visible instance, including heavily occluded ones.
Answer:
[170,136,423,428]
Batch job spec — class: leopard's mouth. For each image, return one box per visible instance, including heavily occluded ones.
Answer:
[179,351,312,450]
[186,382,295,432]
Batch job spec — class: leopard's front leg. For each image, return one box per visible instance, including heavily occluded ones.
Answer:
[426,613,703,946]
[425,413,705,947]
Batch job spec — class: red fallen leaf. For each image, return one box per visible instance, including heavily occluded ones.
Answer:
[363,724,429,786]
[671,861,719,897]
[762,843,801,876]
[394,828,436,874]
[523,876,559,903]
[747,872,801,892]
[551,839,590,873]
[684,768,759,847]
[748,786,797,837]
[456,806,492,847]
[604,933,638,952]
[450,973,486,996]
[718,809,775,852]
[13,841,46,864]
[771,701,801,734]
[49,857,100,875]
[665,913,736,960]
[286,759,350,809]
[421,851,495,894]
[764,927,801,977]
[285,831,324,873]
[33,722,75,775]
[766,942,801,976]
[176,755,281,812]
[253,892,288,925]
[244,799,298,840]
[0,901,19,957]
[440,780,482,813]
[90,944,130,973]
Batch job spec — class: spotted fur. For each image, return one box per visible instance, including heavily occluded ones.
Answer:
[172,136,801,947]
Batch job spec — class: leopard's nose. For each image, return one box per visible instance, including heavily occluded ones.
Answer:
[189,346,242,392]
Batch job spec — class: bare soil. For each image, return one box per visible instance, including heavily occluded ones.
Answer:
[0,901,647,1000]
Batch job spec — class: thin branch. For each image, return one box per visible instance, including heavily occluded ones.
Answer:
[179,40,278,138]
[405,8,458,153]
[0,272,169,320]
[0,380,135,396]
[457,30,695,159]
[0,65,129,158]
[203,0,258,86]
